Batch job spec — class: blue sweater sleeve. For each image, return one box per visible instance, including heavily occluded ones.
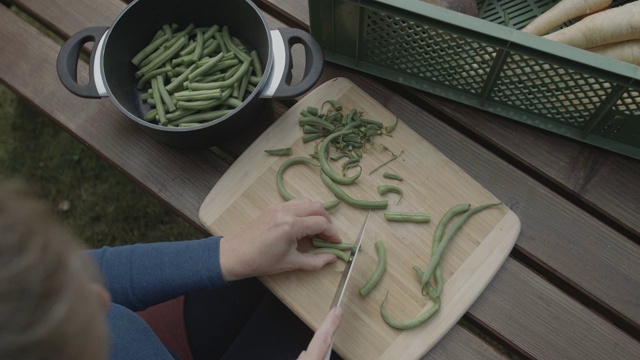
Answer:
[90,236,227,311]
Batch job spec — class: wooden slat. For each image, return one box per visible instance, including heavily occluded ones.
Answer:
[0,2,507,358]
[260,0,640,333]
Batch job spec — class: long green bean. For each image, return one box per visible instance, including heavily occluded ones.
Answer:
[320,171,387,209]
[276,157,320,201]
[420,203,501,292]
[424,203,471,297]
[187,60,251,91]
[359,241,386,297]
[380,292,441,330]
[275,157,340,211]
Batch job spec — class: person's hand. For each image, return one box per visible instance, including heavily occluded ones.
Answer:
[298,307,344,360]
[219,199,342,281]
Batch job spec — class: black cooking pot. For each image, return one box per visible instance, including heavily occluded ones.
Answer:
[57,0,323,149]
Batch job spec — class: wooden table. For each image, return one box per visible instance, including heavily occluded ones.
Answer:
[1,0,638,359]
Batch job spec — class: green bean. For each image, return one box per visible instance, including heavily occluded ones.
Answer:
[169,109,232,125]
[342,157,360,169]
[192,29,204,63]
[143,108,158,122]
[224,63,242,80]
[264,147,293,156]
[302,133,324,143]
[214,32,227,53]
[174,89,224,101]
[177,88,231,110]
[187,52,225,81]
[222,26,251,63]
[150,77,168,126]
[377,185,404,204]
[223,97,243,108]
[380,292,441,330]
[249,75,261,86]
[250,50,263,77]
[165,64,197,93]
[322,100,342,111]
[359,241,386,297]
[165,108,197,122]
[322,199,341,212]
[318,127,363,185]
[156,75,176,112]
[420,203,501,292]
[384,211,430,223]
[383,172,402,181]
[277,181,338,214]
[420,203,471,298]
[187,60,251,91]
[205,59,240,73]
[330,153,348,161]
[308,248,350,262]
[137,66,172,89]
[320,171,387,209]
[298,117,335,132]
[276,157,320,202]
[384,117,399,134]
[238,70,251,100]
[136,35,188,78]
[312,237,355,251]
[201,39,221,58]
[132,32,169,66]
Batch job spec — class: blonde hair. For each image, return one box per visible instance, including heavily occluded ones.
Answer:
[0,180,108,359]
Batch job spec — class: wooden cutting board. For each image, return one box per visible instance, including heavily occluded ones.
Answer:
[199,77,520,359]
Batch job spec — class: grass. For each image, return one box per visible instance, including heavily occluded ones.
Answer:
[0,83,203,248]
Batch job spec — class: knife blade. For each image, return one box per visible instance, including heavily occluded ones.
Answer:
[325,209,371,360]
[329,208,371,309]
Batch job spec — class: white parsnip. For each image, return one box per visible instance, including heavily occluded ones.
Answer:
[522,0,612,35]
[589,40,640,65]
[544,1,640,49]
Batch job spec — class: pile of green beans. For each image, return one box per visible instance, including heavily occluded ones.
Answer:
[380,202,501,330]
[132,23,262,127]
[299,102,398,179]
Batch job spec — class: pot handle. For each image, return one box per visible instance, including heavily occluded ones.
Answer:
[56,26,108,99]
[266,28,324,99]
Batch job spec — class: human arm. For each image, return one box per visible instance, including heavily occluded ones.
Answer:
[89,236,225,311]
[90,198,342,311]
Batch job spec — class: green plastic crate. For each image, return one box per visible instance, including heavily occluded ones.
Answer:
[308,0,640,160]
